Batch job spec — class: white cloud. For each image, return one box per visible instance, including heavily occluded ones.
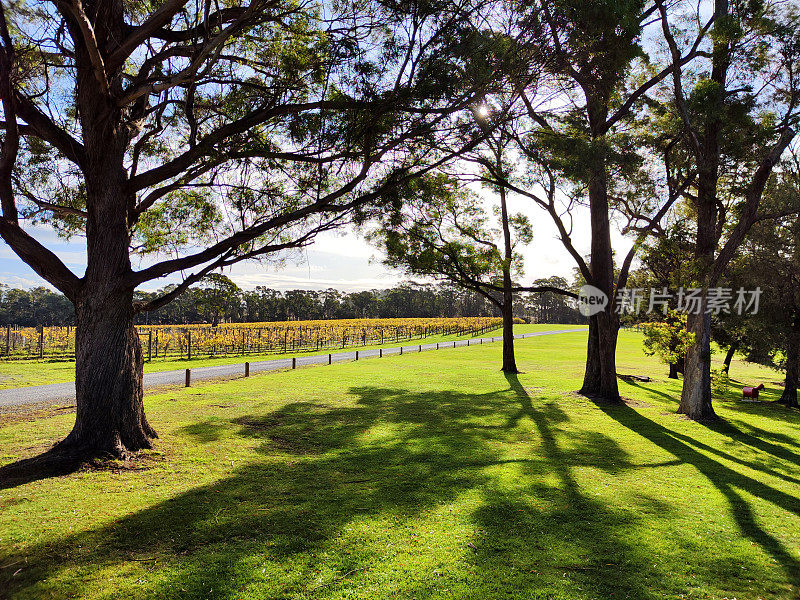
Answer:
[0,199,639,293]
[0,272,55,290]
[311,230,380,260]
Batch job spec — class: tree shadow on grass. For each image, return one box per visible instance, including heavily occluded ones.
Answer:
[0,449,85,490]
[0,447,154,491]
[3,379,797,598]
[723,418,800,449]
[0,385,506,597]
[178,417,233,443]
[0,381,660,600]
[625,380,800,474]
[704,420,800,470]
[619,379,679,405]
[461,374,665,599]
[596,399,800,593]
[727,394,800,423]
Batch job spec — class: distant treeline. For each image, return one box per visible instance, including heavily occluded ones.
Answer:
[0,277,584,326]
[0,285,74,326]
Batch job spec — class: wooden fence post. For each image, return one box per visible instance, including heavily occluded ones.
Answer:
[187,330,192,360]
[185,369,191,387]
[355,350,359,361]
[328,353,332,365]
[292,357,296,369]
[245,362,250,377]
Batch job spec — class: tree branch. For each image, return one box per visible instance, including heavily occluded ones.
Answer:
[655,0,703,157]
[116,2,264,107]
[0,219,81,300]
[0,3,19,223]
[127,100,347,191]
[514,285,578,299]
[106,0,192,70]
[55,0,111,96]
[12,93,87,167]
[712,126,797,284]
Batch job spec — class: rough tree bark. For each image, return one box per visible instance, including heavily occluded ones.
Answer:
[582,317,601,389]
[677,152,719,419]
[779,312,800,408]
[583,309,620,400]
[500,294,517,373]
[59,289,157,456]
[679,311,715,419]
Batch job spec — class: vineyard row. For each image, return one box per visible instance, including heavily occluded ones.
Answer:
[0,317,505,361]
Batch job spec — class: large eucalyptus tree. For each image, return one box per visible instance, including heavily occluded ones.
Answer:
[657,0,800,419]
[0,0,491,457]
[489,0,702,401]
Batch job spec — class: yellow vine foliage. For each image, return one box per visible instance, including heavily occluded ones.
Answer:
[0,317,503,360]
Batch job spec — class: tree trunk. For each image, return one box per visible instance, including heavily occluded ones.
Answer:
[579,312,620,400]
[678,0,727,420]
[577,129,620,402]
[56,44,157,457]
[501,297,517,373]
[58,290,157,458]
[498,168,518,373]
[581,316,601,390]
[597,310,620,399]
[679,310,716,419]
[679,110,718,420]
[779,314,799,408]
[722,343,738,375]
[668,362,680,379]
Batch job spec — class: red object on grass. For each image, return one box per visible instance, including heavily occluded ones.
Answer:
[742,383,765,399]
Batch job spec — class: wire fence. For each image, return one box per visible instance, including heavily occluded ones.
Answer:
[0,317,506,362]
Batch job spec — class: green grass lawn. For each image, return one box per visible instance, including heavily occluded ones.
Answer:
[1,328,799,599]
[0,324,586,390]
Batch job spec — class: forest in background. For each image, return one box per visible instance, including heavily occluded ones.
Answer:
[0,275,584,326]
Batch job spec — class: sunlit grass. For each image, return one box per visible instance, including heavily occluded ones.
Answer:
[0,323,586,390]
[1,328,798,599]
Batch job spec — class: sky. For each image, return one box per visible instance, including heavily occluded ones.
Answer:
[0,0,671,295]
[0,195,634,293]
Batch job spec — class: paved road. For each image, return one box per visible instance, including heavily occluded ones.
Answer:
[0,328,586,408]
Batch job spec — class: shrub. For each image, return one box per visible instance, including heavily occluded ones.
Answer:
[641,311,695,375]
[711,368,730,398]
